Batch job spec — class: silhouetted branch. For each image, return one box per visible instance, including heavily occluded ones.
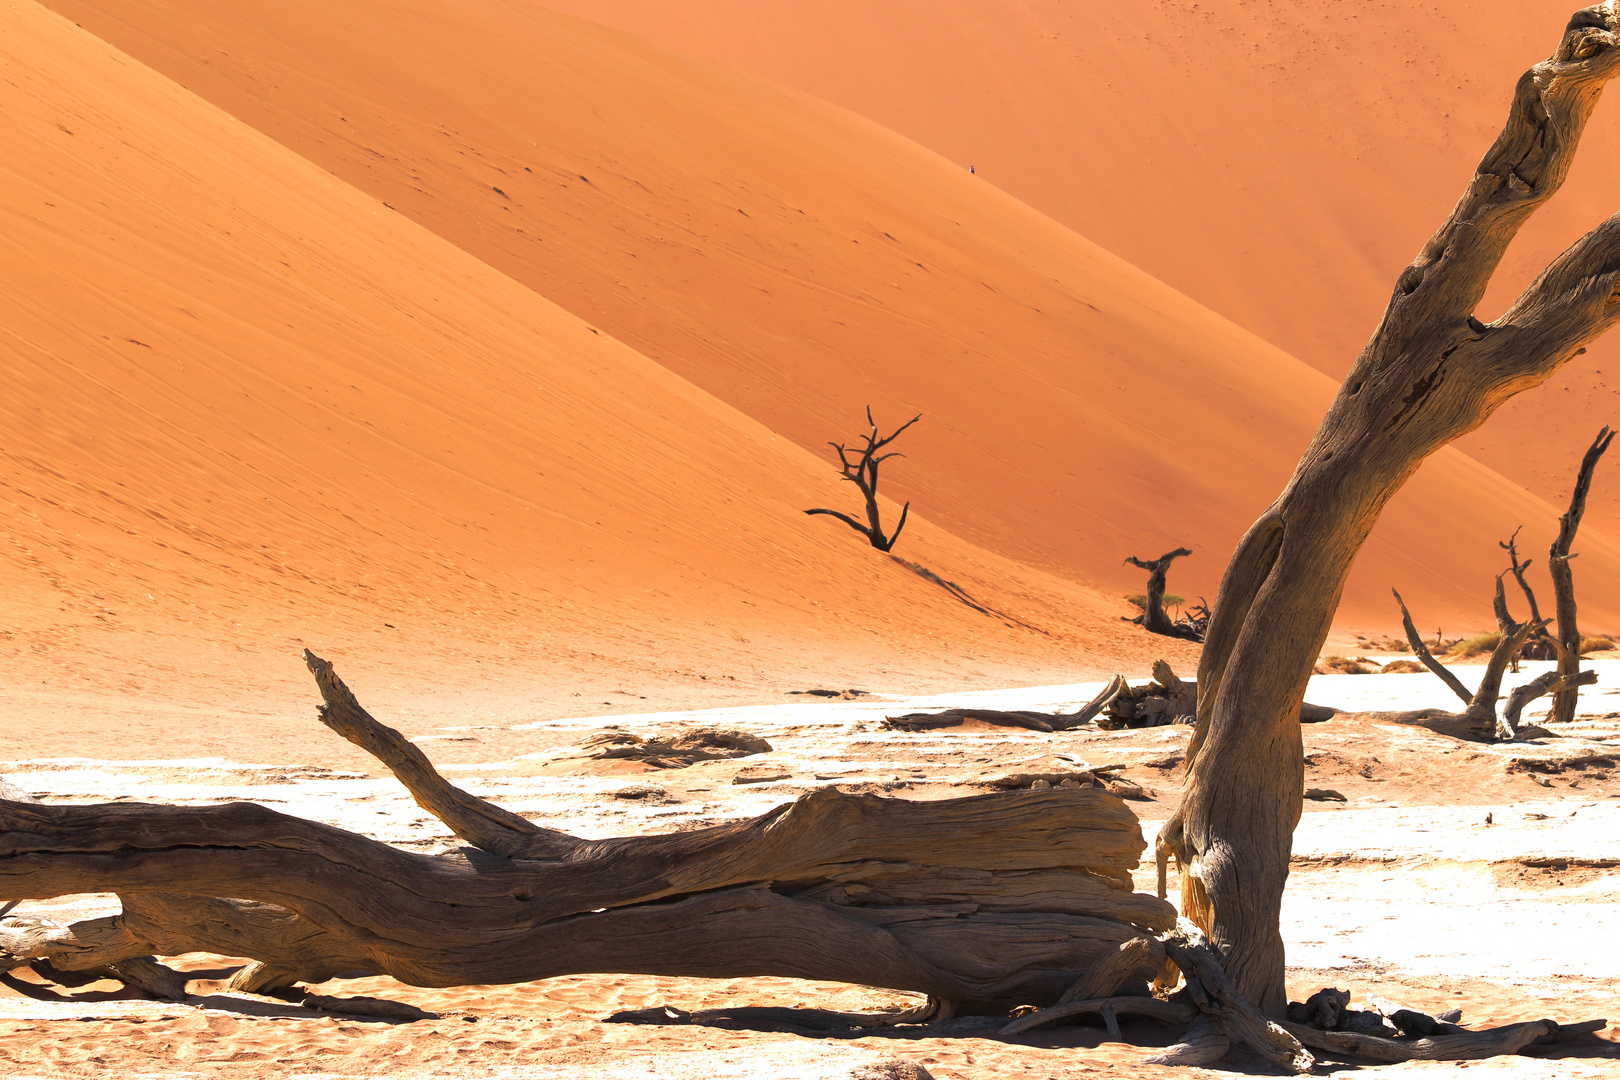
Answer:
[804,409,921,551]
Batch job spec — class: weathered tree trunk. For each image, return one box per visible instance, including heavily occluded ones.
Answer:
[1161,6,1620,1017]
[0,652,1175,1013]
[1124,548,1198,639]
[1549,426,1613,722]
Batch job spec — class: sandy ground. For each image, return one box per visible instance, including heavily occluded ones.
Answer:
[3,658,1618,1078]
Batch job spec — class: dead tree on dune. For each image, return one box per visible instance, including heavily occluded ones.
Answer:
[1123,548,1205,641]
[804,408,920,551]
[1156,3,1620,1051]
[1549,425,1613,721]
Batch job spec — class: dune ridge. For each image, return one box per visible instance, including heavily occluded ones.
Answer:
[538,0,1620,541]
[36,0,1620,635]
[3,0,1204,745]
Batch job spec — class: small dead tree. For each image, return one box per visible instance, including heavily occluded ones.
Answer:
[804,408,920,551]
[1499,527,1555,660]
[1124,548,1203,641]
[1161,5,1620,1027]
[1391,586,1547,739]
[1549,425,1614,722]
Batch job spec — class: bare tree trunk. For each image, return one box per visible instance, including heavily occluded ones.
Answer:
[1124,548,1196,638]
[1549,426,1614,722]
[0,652,1175,1013]
[1160,6,1620,1017]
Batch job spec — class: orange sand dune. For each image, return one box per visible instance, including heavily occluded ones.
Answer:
[531,0,1620,550]
[40,0,1620,634]
[2,0,1207,736]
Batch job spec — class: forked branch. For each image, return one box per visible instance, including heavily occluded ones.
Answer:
[804,407,922,551]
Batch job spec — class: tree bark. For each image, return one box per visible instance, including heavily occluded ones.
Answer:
[1161,6,1620,1017]
[1549,426,1614,722]
[0,652,1175,1013]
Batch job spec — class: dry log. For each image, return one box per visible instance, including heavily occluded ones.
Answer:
[0,652,1175,1014]
[1164,4,1620,1014]
[1280,1018,1553,1063]
[1394,586,1551,739]
[579,727,772,768]
[883,676,1124,733]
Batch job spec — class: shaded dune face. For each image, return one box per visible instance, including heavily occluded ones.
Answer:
[38,0,1620,634]
[7,0,1197,713]
[542,0,1620,549]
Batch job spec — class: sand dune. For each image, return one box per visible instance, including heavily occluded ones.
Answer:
[4,0,1216,737]
[38,0,1620,635]
[538,0,1620,542]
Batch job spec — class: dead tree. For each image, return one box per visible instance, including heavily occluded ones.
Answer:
[804,408,921,551]
[1549,425,1614,722]
[0,651,1177,1013]
[1499,527,1555,660]
[1158,5,1620,1029]
[1124,548,1202,640]
[1390,587,1546,738]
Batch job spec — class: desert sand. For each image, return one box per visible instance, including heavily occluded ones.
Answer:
[2,659,1617,1077]
[5,0,1620,1075]
[528,0,1620,544]
[36,0,1620,633]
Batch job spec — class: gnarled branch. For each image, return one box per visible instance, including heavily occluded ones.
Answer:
[804,408,921,551]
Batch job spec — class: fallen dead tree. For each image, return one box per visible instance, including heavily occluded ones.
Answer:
[0,651,1177,1015]
[882,675,1125,732]
[1391,585,1548,739]
[885,662,1336,732]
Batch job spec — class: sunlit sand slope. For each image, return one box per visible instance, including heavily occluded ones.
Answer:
[39,0,1620,631]
[541,0,1620,541]
[2,0,1191,727]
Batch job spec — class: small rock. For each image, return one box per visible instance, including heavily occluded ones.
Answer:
[612,785,666,800]
[1304,788,1347,802]
[1029,779,1052,790]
